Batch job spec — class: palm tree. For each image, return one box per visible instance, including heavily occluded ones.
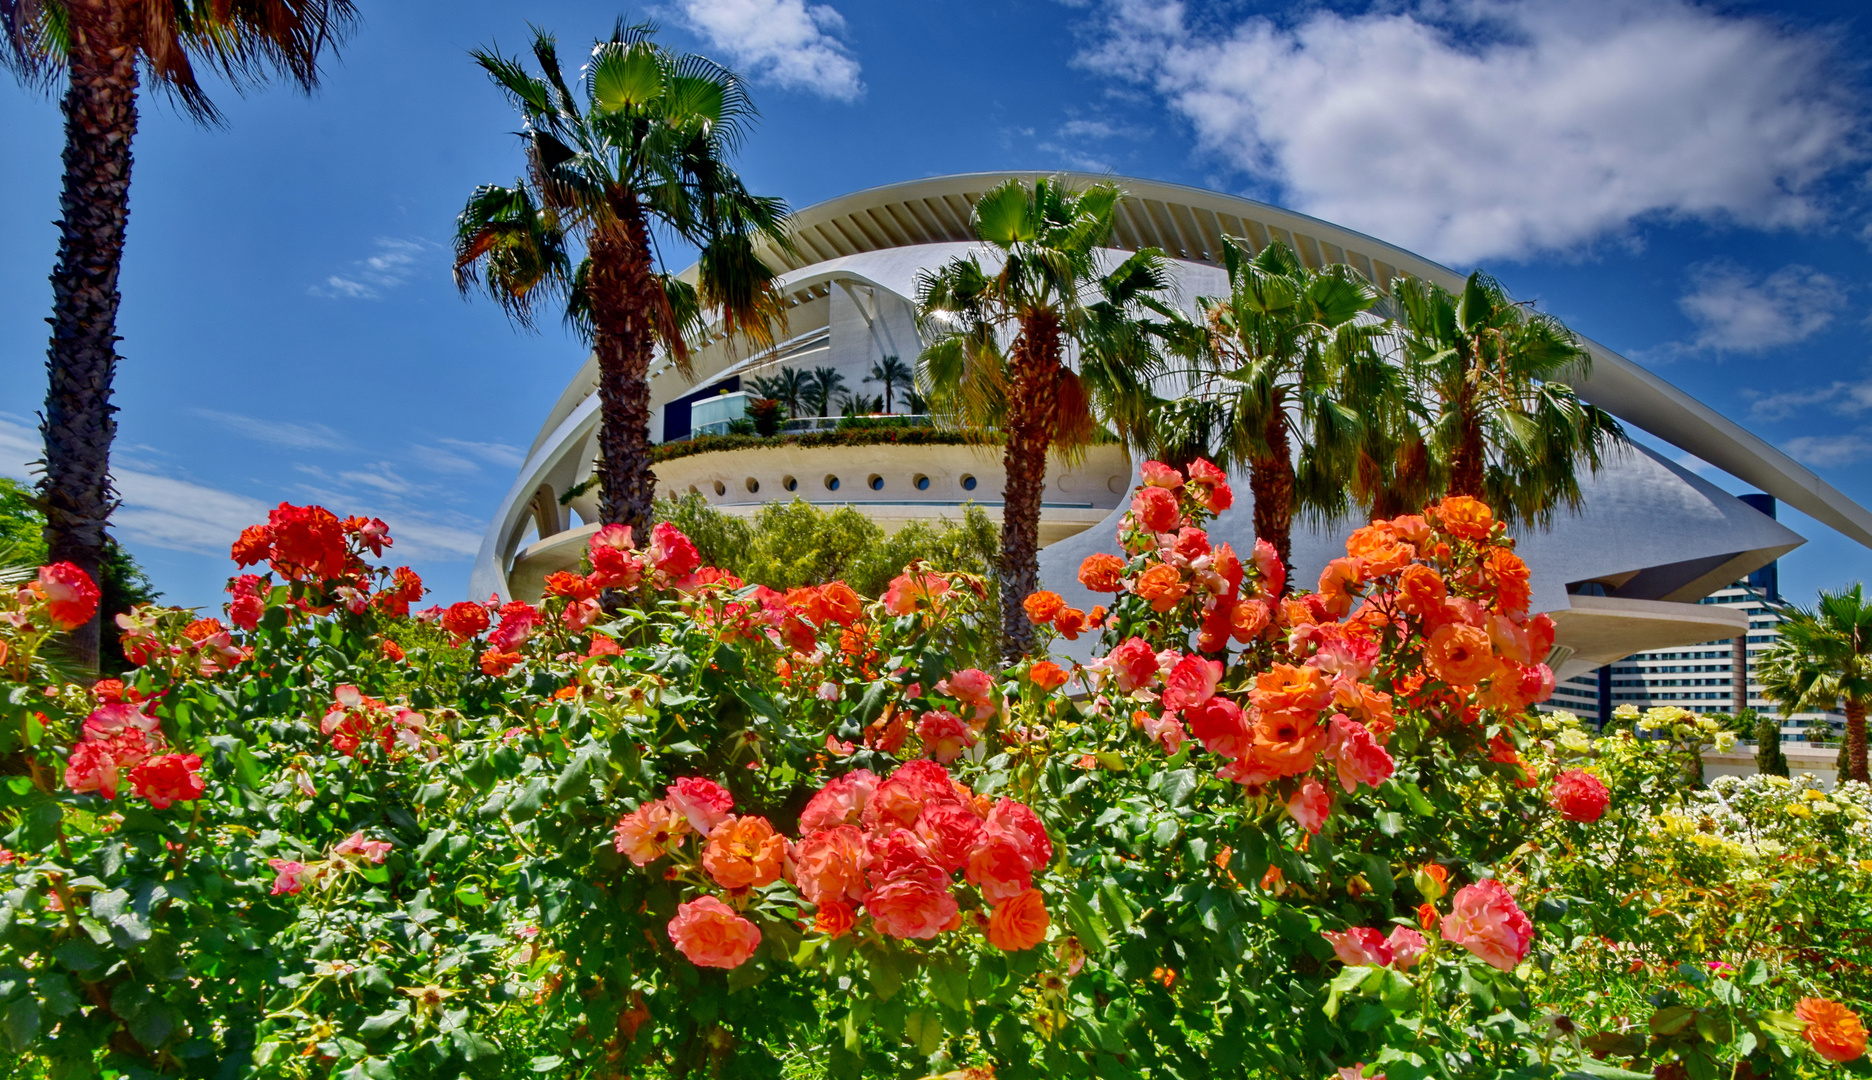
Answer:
[1383,273,1626,527]
[1187,239,1399,580]
[2,0,356,669]
[866,355,914,413]
[807,366,847,418]
[917,177,1172,656]
[455,23,792,537]
[1759,585,1872,783]
[748,367,808,418]
[836,391,883,417]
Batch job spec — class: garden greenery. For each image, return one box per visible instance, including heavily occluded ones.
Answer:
[0,469,1864,1080]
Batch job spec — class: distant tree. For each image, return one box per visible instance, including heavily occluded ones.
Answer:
[747,397,784,437]
[2,0,356,671]
[455,23,792,539]
[1752,711,1789,777]
[836,391,883,417]
[1759,584,1871,783]
[917,177,1171,656]
[1380,273,1628,525]
[749,368,809,418]
[866,355,914,413]
[808,367,847,418]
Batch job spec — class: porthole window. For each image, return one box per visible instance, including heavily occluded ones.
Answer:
[783,475,798,492]
[713,480,726,497]
[1107,475,1125,494]
[914,474,930,491]
[867,474,884,491]
[961,474,978,492]
[745,477,760,493]
[688,484,701,495]
[825,475,841,492]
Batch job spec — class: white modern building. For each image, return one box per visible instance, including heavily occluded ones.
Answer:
[471,172,1872,683]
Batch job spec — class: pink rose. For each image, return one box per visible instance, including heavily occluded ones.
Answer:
[1286,776,1332,834]
[863,865,959,940]
[1322,927,1392,967]
[613,799,691,866]
[334,831,393,864]
[1161,655,1223,712]
[1440,879,1534,971]
[1252,538,1285,597]
[862,760,962,832]
[1142,711,1187,754]
[1131,485,1181,533]
[791,825,871,906]
[667,895,761,969]
[1140,460,1184,489]
[666,777,735,836]
[648,522,701,579]
[916,710,975,764]
[1323,715,1396,793]
[1387,926,1428,969]
[269,859,314,896]
[914,802,985,873]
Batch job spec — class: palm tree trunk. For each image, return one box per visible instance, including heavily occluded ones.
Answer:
[1447,385,1485,498]
[41,10,141,675]
[1847,696,1868,785]
[588,202,661,539]
[999,310,1061,658]
[1249,415,1294,594]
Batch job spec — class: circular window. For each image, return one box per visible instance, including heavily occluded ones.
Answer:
[713,480,726,497]
[961,474,978,492]
[867,474,884,491]
[745,477,760,493]
[914,474,930,491]
[1107,475,1125,494]
[783,475,798,492]
[824,475,840,492]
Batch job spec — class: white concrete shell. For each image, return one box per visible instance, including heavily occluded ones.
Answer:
[472,172,1872,678]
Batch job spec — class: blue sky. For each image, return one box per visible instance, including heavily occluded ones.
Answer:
[2,0,1869,612]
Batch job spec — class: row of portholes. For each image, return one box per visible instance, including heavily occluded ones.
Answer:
[692,473,982,498]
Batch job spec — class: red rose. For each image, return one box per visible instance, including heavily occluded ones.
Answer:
[37,562,100,630]
[1131,486,1181,533]
[1549,769,1610,823]
[129,753,204,810]
[441,601,491,643]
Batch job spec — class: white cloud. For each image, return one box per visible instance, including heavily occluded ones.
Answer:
[194,409,350,451]
[1746,375,1872,420]
[1675,262,1847,354]
[1782,433,1872,467]
[1077,0,1864,263]
[310,238,438,301]
[438,438,524,468]
[673,0,864,101]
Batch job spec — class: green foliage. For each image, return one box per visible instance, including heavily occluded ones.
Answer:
[1754,713,1789,777]
[650,421,980,465]
[0,477,159,673]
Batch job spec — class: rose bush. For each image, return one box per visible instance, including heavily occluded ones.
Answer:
[0,471,1862,1079]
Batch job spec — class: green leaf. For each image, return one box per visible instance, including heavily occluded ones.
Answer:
[1063,891,1112,953]
[1740,959,1769,986]
[110,983,174,1050]
[454,885,488,907]
[530,1056,566,1072]
[1564,1062,1655,1080]
[359,1009,403,1038]
[972,182,1035,246]
[3,994,39,1049]
[592,44,664,111]
[1160,768,1198,808]
[1323,965,1373,1019]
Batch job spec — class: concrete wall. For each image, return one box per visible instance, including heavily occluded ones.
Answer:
[1702,746,1842,790]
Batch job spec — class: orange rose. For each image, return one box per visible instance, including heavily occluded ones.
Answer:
[1397,564,1447,616]
[986,888,1050,951]
[816,581,864,626]
[702,815,786,891]
[814,900,857,938]
[1426,623,1497,686]
[1251,664,1334,716]
[1249,710,1325,777]
[667,896,760,969]
[1029,660,1070,690]
[1797,998,1867,1062]
[1229,598,1271,643]
[1432,496,1494,540]
[1134,564,1190,612]
[1053,607,1088,640]
[1317,557,1365,616]
[1484,547,1531,617]
[1079,553,1127,592]
[1022,590,1067,624]
[1346,524,1414,576]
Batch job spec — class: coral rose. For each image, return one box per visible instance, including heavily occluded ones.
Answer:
[865,866,959,940]
[915,802,985,872]
[1079,552,1127,592]
[1432,496,1494,540]
[1286,777,1332,834]
[987,888,1050,951]
[1131,485,1181,533]
[1396,564,1447,616]
[793,825,872,905]
[1484,547,1531,617]
[1251,538,1285,596]
[864,760,963,831]
[1134,563,1190,612]
[1185,696,1252,761]
[916,710,975,764]
[703,815,786,890]
[37,563,100,630]
[1230,598,1271,643]
[882,572,951,615]
[1440,879,1533,971]
[667,777,735,835]
[479,650,523,677]
[667,895,761,969]
[1250,710,1326,777]
[128,753,204,809]
[1550,769,1610,823]
[798,769,879,834]
[1317,557,1365,616]
[1345,525,1413,576]
[1323,715,1395,793]
[1426,623,1497,686]
[1103,636,1161,693]
[1141,460,1183,488]
[1796,998,1867,1062]
[1022,590,1066,624]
